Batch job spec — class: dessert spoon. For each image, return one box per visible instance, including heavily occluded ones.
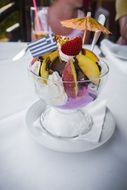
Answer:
[12,47,28,61]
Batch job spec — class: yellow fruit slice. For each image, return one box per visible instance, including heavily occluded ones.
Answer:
[82,48,99,63]
[76,54,100,84]
[40,50,59,62]
[40,58,49,84]
[49,50,59,62]
[41,52,51,59]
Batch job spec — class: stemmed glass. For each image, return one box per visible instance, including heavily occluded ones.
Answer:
[29,59,109,139]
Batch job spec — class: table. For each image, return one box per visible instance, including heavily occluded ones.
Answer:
[0,42,127,190]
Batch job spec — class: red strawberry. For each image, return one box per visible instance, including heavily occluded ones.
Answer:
[61,36,82,56]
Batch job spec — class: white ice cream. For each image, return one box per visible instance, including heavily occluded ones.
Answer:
[36,72,68,106]
[30,60,41,75]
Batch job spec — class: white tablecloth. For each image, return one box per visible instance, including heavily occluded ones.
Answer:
[0,42,127,190]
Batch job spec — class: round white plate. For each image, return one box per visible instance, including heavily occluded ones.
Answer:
[110,46,127,60]
[25,100,115,153]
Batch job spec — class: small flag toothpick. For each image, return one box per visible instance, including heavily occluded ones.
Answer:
[28,34,57,57]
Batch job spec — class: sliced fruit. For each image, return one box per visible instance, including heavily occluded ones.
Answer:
[61,36,82,56]
[62,60,78,98]
[40,50,59,62]
[76,54,100,84]
[82,48,99,63]
[48,50,59,62]
[41,52,51,60]
[40,58,49,83]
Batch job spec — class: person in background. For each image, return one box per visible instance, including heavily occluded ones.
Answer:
[38,0,85,38]
[83,0,92,13]
[115,0,127,45]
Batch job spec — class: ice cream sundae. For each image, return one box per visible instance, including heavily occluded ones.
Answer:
[29,35,106,109]
[28,15,110,138]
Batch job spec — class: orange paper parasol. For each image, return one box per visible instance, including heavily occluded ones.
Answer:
[61,15,111,43]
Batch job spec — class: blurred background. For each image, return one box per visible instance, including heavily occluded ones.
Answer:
[0,0,117,42]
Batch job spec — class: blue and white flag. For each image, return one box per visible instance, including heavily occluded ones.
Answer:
[28,33,57,57]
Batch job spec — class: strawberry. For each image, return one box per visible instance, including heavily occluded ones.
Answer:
[61,36,82,56]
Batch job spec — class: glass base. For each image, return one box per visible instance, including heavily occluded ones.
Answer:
[40,107,93,139]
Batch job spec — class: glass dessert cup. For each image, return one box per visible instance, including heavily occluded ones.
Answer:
[29,60,109,139]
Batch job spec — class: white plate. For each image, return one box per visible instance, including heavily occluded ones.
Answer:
[100,39,127,61]
[25,100,115,153]
[110,46,127,60]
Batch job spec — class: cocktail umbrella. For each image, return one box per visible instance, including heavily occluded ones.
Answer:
[61,12,111,44]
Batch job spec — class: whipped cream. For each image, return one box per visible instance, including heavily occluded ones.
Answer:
[37,72,68,106]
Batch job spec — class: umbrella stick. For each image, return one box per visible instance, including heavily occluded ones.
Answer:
[82,12,91,45]
[82,30,87,45]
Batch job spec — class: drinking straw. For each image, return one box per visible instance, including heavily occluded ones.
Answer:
[82,12,91,45]
[32,0,41,31]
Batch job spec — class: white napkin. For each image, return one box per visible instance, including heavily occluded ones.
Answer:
[34,100,106,143]
[76,100,106,143]
[100,39,127,74]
